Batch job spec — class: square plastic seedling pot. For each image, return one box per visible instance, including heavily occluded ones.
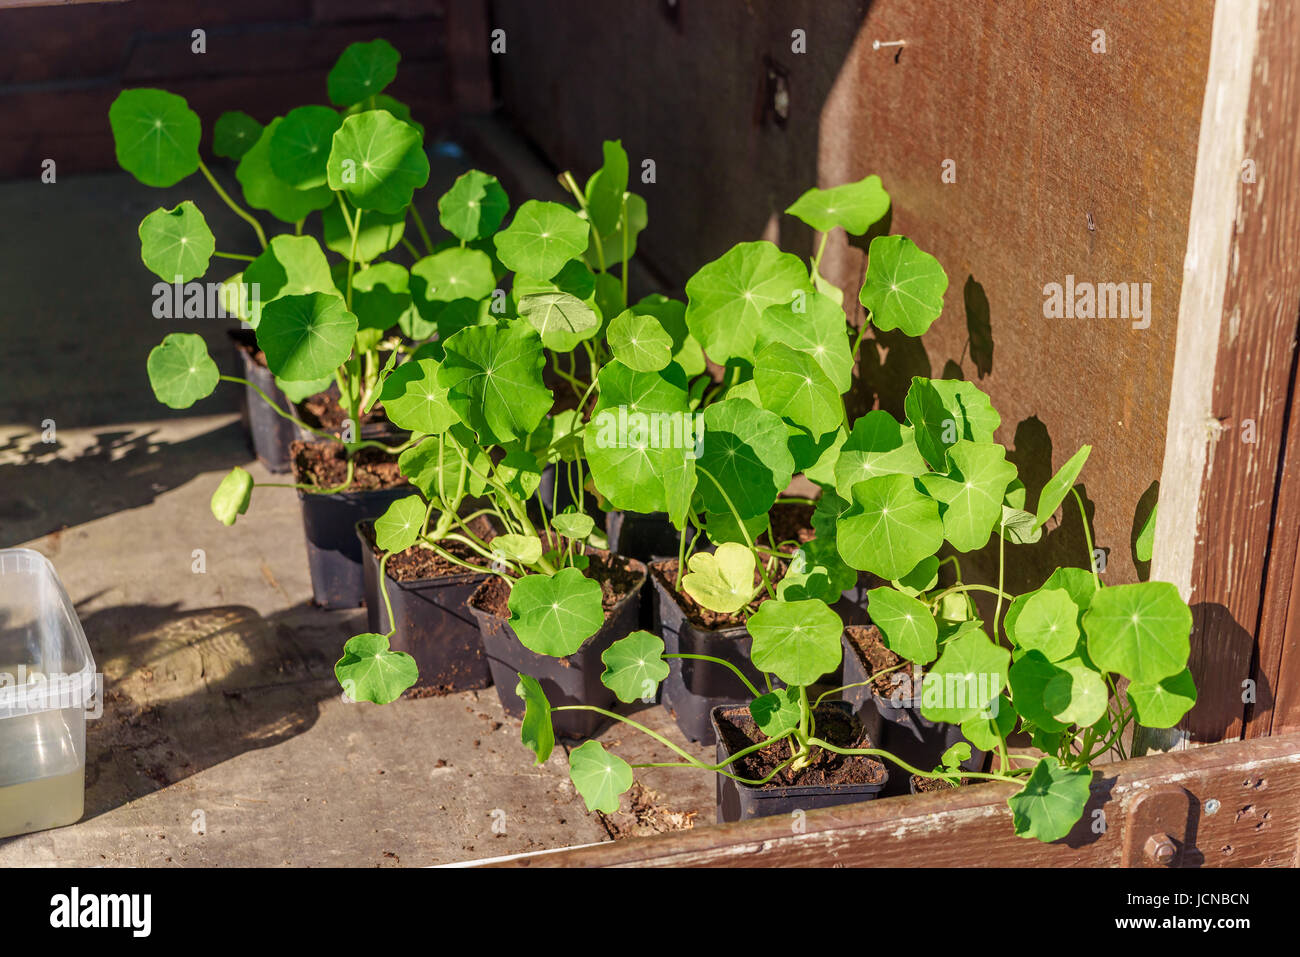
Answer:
[0,549,97,839]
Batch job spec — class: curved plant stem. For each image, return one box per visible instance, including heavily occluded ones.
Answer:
[409,206,435,255]
[1071,486,1101,591]
[218,375,336,442]
[197,159,267,249]
[378,552,396,636]
[663,653,761,698]
[807,737,1029,784]
[213,251,256,262]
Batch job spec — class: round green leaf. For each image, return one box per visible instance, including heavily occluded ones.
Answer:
[1008,651,1070,733]
[256,292,357,381]
[748,598,844,687]
[242,234,336,327]
[867,586,938,665]
[109,88,200,187]
[685,240,812,363]
[270,105,341,189]
[410,247,497,317]
[517,292,600,352]
[608,309,672,372]
[493,200,589,280]
[680,542,756,615]
[138,201,214,283]
[1127,668,1197,729]
[380,357,457,434]
[601,631,669,703]
[1011,588,1080,661]
[960,694,1016,752]
[834,410,928,498]
[322,200,406,262]
[1007,757,1092,842]
[754,341,843,438]
[438,320,552,445]
[327,110,430,214]
[236,118,333,222]
[904,376,1002,470]
[517,673,555,765]
[213,110,262,160]
[568,740,633,813]
[1042,656,1109,727]
[919,625,1009,724]
[1084,581,1191,683]
[919,440,1018,553]
[750,687,802,739]
[633,295,706,377]
[335,633,418,704]
[508,568,604,657]
[756,291,854,392]
[1033,445,1092,531]
[210,466,253,526]
[492,534,544,567]
[695,398,795,519]
[552,512,595,541]
[1005,567,1098,640]
[374,495,425,553]
[439,169,510,242]
[785,174,890,235]
[859,234,948,336]
[147,332,219,409]
[836,473,944,581]
[327,38,400,107]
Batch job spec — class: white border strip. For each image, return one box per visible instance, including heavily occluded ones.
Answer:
[433,840,613,868]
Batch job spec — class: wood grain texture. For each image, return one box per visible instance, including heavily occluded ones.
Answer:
[488,731,1300,867]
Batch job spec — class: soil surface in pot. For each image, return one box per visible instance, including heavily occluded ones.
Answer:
[298,388,392,433]
[845,624,917,697]
[716,704,886,788]
[767,502,816,551]
[910,774,973,793]
[361,515,497,581]
[291,440,408,491]
[473,549,643,620]
[650,559,786,631]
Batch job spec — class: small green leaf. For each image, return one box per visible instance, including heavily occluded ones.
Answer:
[999,506,1042,545]
[213,110,263,160]
[568,740,633,813]
[351,261,412,333]
[1135,502,1158,563]
[919,625,1009,724]
[941,741,972,771]
[680,542,756,614]
[242,234,336,327]
[1034,445,1092,531]
[494,200,589,280]
[551,512,595,541]
[608,309,673,372]
[269,105,341,189]
[398,426,489,503]
[904,376,1002,470]
[1007,757,1092,842]
[237,118,334,222]
[1083,581,1191,683]
[439,169,510,242]
[516,674,554,765]
[335,633,418,704]
[210,466,253,526]
[754,341,843,439]
[438,320,553,446]
[748,598,844,687]
[327,110,430,214]
[256,293,357,382]
[633,295,706,377]
[147,332,219,409]
[584,139,630,237]
[1011,588,1079,660]
[867,587,938,664]
[1042,657,1108,727]
[859,235,948,336]
[960,694,1016,751]
[138,201,214,283]
[109,88,201,187]
[750,687,802,739]
[892,555,940,597]
[327,39,400,107]
[601,631,669,703]
[496,449,544,499]
[1127,668,1197,728]
[492,534,543,566]
[517,292,600,352]
[836,473,944,580]
[380,358,458,434]
[785,174,890,234]
[507,568,604,657]
[374,495,425,553]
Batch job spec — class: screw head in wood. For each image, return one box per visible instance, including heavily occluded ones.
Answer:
[1144,833,1177,865]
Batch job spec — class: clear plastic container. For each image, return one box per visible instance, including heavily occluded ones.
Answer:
[0,549,96,839]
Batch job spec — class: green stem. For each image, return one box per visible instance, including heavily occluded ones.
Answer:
[663,654,761,698]
[993,518,1008,641]
[197,159,267,249]
[378,552,396,637]
[409,206,435,255]
[257,458,355,494]
[807,737,1029,784]
[218,375,336,442]
[213,251,256,262]
[1071,486,1101,590]
[620,192,630,308]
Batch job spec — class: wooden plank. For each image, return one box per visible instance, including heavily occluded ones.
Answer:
[446,0,491,113]
[488,730,1300,867]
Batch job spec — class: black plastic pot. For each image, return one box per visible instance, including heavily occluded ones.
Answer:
[229,329,298,473]
[356,521,493,694]
[840,629,986,795]
[297,482,411,609]
[605,510,696,564]
[711,701,888,823]
[468,556,648,739]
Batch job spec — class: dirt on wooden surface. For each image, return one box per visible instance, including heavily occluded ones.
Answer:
[716,704,887,788]
[472,549,646,620]
[599,781,699,840]
[910,774,973,793]
[845,624,915,697]
[361,515,497,582]
[290,440,408,491]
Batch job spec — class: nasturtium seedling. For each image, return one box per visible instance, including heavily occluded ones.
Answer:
[242,234,337,326]
[680,542,757,614]
[493,200,590,280]
[867,586,938,664]
[568,741,634,813]
[270,105,342,189]
[859,235,948,336]
[147,332,219,409]
[438,320,552,445]
[1006,757,1092,842]
[109,88,201,187]
[327,38,400,108]
[374,495,425,553]
[904,376,1001,469]
[785,174,890,235]
[213,109,263,160]
[507,568,604,657]
[398,426,489,503]
[138,201,215,283]
[1083,581,1192,684]
[749,599,844,687]
[920,625,1009,724]
[256,292,359,382]
[750,687,803,739]
[833,411,929,498]
[695,398,795,519]
[836,473,944,581]
[210,466,253,526]
[892,554,940,597]
[920,440,1017,553]
[1126,668,1197,728]
[756,292,855,392]
[438,169,510,242]
[237,118,334,222]
[600,631,669,703]
[754,342,843,439]
[1010,588,1079,661]
[551,512,595,541]
[335,633,418,705]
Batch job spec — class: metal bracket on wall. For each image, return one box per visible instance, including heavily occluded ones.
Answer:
[1122,787,1195,867]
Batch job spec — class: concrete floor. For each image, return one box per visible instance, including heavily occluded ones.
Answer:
[0,161,713,866]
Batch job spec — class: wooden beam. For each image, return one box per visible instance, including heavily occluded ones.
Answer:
[488,731,1300,867]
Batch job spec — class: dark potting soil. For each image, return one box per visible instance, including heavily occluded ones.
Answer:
[290,440,408,491]
[361,515,497,581]
[768,501,816,551]
[473,548,644,621]
[845,624,917,697]
[299,389,391,433]
[717,704,887,789]
[650,559,786,631]
[910,774,973,793]
[231,330,272,371]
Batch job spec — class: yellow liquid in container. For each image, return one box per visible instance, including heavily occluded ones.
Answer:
[0,769,84,839]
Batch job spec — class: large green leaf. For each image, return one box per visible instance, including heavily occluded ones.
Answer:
[242,234,336,327]
[439,169,510,242]
[1009,588,1079,661]
[836,473,944,581]
[785,174,890,235]
[380,357,457,434]
[1127,668,1197,728]
[867,587,938,664]
[919,625,1009,724]
[398,426,489,504]
[517,292,600,352]
[568,741,633,813]
[109,89,201,187]
[748,598,844,687]
[695,398,795,519]
[919,440,1017,552]
[210,466,253,526]
[833,410,929,498]
[685,241,812,363]
[373,495,425,553]
[327,110,429,214]
[754,342,843,439]
[409,247,497,332]
[608,309,672,372]
[336,633,418,704]
[147,333,219,409]
[601,631,669,703]
[138,201,214,283]
[237,118,334,222]
[755,291,854,392]
[213,110,262,161]
[493,200,589,280]
[507,568,604,657]
[516,674,554,765]
[1083,581,1191,683]
[269,105,341,189]
[327,39,400,107]
[1007,757,1092,842]
[256,292,357,381]
[1005,567,1098,640]
[680,543,757,615]
[438,320,552,445]
[1033,445,1092,531]
[859,235,948,336]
